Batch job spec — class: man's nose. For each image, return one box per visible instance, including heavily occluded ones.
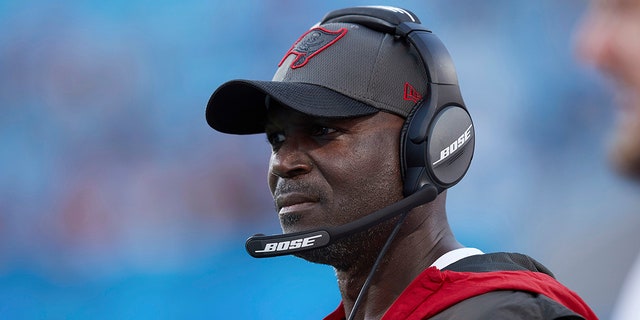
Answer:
[269,137,313,179]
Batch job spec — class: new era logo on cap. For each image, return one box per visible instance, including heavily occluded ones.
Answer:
[403,82,423,103]
[279,27,348,69]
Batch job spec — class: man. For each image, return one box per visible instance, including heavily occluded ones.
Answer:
[206,6,597,319]
[574,1,640,319]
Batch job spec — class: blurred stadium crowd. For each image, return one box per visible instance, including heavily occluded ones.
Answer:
[1,1,639,319]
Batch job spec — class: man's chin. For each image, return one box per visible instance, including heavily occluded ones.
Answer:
[291,218,400,272]
[292,239,377,272]
[293,245,344,267]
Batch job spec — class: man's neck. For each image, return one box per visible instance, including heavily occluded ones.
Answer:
[334,224,463,319]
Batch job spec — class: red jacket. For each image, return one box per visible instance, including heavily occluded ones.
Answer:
[324,253,598,319]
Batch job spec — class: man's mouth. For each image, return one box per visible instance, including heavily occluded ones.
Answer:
[276,193,319,215]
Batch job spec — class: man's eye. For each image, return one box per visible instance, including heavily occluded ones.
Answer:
[267,132,285,146]
[311,126,337,136]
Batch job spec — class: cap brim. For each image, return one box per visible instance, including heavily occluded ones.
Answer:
[206,80,379,134]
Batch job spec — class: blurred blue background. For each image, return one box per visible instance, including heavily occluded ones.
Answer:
[2,0,639,319]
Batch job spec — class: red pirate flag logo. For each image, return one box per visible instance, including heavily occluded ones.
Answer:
[279,27,348,69]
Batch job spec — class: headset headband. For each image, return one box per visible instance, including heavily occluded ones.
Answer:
[321,6,459,86]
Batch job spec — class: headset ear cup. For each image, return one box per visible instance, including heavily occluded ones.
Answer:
[402,103,474,196]
[426,106,474,187]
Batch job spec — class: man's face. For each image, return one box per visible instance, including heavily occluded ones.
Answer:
[575,0,640,178]
[264,103,405,268]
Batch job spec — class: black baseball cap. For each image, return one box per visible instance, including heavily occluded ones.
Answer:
[206,11,428,134]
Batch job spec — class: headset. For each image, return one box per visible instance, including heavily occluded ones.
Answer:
[322,6,474,197]
[246,7,475,319]
[244,6,474,259]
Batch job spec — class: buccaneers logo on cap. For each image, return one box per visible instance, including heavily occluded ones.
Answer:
[279,27,347,69]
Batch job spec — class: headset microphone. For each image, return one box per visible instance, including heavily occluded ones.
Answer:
[245,184,438,258]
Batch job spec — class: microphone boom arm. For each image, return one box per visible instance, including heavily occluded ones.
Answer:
[245,184,438,258]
